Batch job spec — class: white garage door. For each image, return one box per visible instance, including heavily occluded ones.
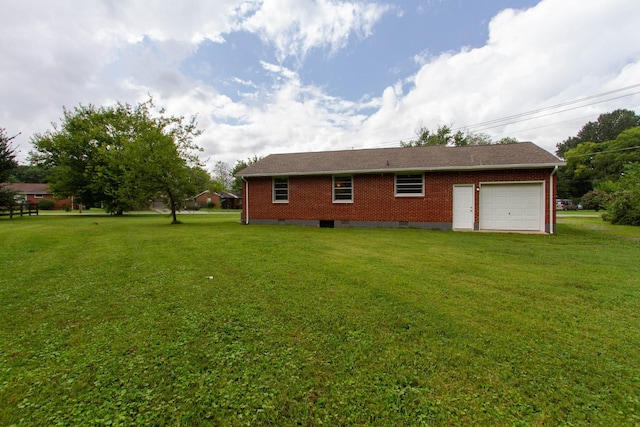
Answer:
[480,183,544,231]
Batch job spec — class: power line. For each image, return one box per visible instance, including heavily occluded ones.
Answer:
[462,91,640,134]
[489,113,597,136]
[357,84,640,148]
[458,83,640,131]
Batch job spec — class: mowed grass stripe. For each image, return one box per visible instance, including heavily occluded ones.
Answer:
[0,214,638,425]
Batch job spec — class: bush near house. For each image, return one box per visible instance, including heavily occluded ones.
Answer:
[603,163,640,226]
[580,189,611,211]
[36,198,55,210]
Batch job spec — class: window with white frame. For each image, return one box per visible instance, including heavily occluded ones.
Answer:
[395,174,424,196]
[272,177,289,202]
[333,176,353,202]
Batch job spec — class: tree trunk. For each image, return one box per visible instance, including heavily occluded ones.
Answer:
[167,191,180,224]
[171,205,179,224]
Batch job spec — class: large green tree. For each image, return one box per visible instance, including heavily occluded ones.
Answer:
[556,109,640,158]
[561,126,640,198]
[555,109,640,199]
[31,105,116,211]
[30,100,203,223]
[0,128,19,206]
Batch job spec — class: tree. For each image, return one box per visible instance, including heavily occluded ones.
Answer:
[30,99,203,223]
[563,126,640,195]
[556,109,640,158]
[8,164,51,183]
[30,104,115,211]
[555,110,640,199]
[211,160,232,191]
[496,136,520,145]
[401,124,518,147]
[231,156,262,194]
[0,128,19,206]
[401,125,464,147]
[120,118,203,223]
[189,166,214,193]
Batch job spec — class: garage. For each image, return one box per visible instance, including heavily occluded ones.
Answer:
[479,183,544,232]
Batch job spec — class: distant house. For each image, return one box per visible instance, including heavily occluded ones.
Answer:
[1,183,72,210]
[193,190,242,209]
[235,142,565,233]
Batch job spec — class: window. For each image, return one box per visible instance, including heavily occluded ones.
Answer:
[395,174,424,196]
[34,194,44,199]
[273,177,289,202]
[333,176,353,202]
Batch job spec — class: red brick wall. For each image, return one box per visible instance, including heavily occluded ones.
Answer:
[195,192,220,206]
[25,194,72,210]
[242,168,557,226]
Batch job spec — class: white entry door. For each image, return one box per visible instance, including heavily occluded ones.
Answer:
[453,185,474,230]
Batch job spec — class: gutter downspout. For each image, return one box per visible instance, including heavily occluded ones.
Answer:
[242,177,249,224]
[549,166,558,234]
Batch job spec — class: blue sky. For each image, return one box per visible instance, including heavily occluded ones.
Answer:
[2,0,639,170]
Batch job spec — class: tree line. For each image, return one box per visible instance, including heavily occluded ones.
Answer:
[555,108,640,225]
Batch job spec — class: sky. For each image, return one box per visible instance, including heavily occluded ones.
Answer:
[2,0,640,172]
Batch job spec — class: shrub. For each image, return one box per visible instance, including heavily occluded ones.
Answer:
[207,201,215,209]
[604,190,640,225]
[581,189,611,211]
[602,163,640,226]
[37,198,55,210]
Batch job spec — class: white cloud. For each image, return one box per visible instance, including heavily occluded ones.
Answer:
[241,0,391,61]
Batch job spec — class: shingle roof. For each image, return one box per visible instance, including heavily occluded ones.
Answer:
[1,183,51,194]
[236,142,564,177]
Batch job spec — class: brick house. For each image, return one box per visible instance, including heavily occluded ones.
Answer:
[235,143,565,233]
[192,190,242,209]
[1,183,72,210]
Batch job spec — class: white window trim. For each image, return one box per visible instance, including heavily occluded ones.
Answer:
[272,177,289,203]
[333,175,353,203]
[394,173,425,197]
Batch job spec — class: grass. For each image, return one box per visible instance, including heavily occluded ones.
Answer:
[558,211,640,239]
[1,213,639,426]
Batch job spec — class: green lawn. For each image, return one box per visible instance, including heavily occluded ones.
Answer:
[1,214,639,426]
